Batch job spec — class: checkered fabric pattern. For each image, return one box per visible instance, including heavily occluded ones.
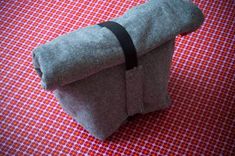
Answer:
[1,0,234,155]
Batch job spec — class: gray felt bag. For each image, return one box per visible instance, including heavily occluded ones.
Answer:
[32,0,204,140]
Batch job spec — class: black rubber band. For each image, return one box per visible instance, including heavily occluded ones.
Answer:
[98,21,138,70]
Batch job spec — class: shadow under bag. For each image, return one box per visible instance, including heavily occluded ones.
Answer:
[32,0,204,140]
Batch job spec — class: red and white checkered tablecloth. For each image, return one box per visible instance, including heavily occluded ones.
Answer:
[1,0,235,155]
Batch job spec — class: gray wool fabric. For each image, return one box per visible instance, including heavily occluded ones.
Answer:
[32,0,204,140]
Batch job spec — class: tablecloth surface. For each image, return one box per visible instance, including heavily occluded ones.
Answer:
[1,0,234,155]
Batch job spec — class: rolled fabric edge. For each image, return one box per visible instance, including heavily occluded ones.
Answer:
[33,45,57,90]
[32,0,204,90]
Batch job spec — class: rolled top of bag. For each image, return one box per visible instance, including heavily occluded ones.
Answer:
[32,0,204,90]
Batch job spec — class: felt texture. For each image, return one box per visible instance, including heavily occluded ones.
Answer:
[32,0,204,140]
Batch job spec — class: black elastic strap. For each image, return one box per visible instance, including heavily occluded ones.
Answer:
[98,21,138,70]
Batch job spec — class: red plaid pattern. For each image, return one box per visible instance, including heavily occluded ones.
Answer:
[1,0,234,155]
